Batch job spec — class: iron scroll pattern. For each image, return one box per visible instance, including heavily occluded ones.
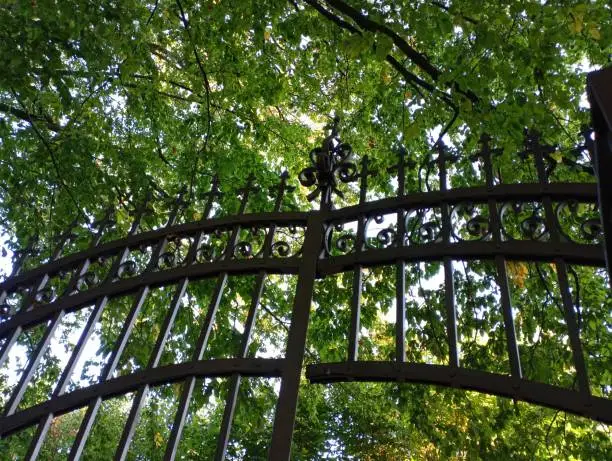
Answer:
[0,127,610,461]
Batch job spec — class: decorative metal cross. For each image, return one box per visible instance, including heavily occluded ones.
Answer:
[298,117,358,209]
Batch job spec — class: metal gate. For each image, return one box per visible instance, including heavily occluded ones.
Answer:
[1,69,611,460]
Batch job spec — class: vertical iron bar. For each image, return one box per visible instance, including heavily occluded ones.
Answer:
[348,157,369,362]
[347,269,362,361]
[268,212,324,460]
[113,279,189,461]
[395,148,407,362]
[587,68,612,289]
[555,258,591,396]
[495,256,522,378]
[443,258,458,367]
[113,180,223,461]
[529,132,591,396]
[69,193,185,461]
[163,274,228,461]
[25,196,153,460]
[0,236,37,309]
[214,271,266,461]
[0,222,78,369]
[479,135,522,378]
[438,142,459,368]
[1,214,113,417]
[164,180,253,461]
[1,310,62,416]
[214,173,288,461]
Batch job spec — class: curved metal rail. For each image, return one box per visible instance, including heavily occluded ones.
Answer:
[0,126,610,461]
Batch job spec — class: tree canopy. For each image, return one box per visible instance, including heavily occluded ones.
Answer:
[0,0,610,238]
[0,0,611,460]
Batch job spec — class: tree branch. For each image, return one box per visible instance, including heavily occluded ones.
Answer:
[156,135,173,168]
[175,0,213,194]
[430,1,478,25]
[323,0,440,78]
[302,0,463,142]
[302,0,359,34]
[10,91,83,218]
[318,0,479,103]
[0,102,61,132]
[301,1,441,100]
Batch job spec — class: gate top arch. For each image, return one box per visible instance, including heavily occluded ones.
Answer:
[0,71,611,460]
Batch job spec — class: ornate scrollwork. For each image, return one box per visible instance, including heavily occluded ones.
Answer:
[324,221,357,256]
[197,243,218,262]
[271,241,291,257]
[336,233,356,253]
[405,209,442,244]
[451,202,491,242]
[270,225,304,258]
[374,228,397,249]
[365,215,397,249]
[34,286,56,304]
[234,227,267,259]
[0,302,11,320]
[500,202,549,241]
[235,241,253,258]
[117,260,138,278]
[158,237,191,268]
[555,200,602,244]
[158,251,176,269]
[298,118,359,204]
[196,228,230,263]
[77,271,99,292]
[419,143,460,192]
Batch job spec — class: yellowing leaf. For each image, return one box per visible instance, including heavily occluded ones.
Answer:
[569,13,584,34]
[589,24,601,40]
[507,261,529,289]
[404,91,413,100]
[154,432,164,448]
[264,30,271,41]
[550,151,563,163]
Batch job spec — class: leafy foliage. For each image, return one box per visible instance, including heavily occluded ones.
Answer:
[0,0,611,460]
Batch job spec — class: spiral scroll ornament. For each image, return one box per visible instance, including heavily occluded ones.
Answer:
[76,271,99,292]
[234,227,267,259]
[323,222,357,256]
[298,118,358,206]
[500,202,549,241]
[451,202,491,242]
[365,215,397,250]
[270,225,305,258]
[196,228,230,263]
[405,209,442,244]
[555,200,602,244]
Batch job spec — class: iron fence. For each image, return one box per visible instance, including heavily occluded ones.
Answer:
[0,71,611,460]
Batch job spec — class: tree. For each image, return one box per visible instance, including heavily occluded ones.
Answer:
[0,1,610,460]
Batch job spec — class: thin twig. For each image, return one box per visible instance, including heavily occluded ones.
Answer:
[146,0,160,26]
[176,0,213,195]
[10,90,84,219]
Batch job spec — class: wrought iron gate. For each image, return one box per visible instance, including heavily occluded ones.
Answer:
[1,69,611,460]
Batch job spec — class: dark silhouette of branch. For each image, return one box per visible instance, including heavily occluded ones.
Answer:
[156,135,173,168]
[0,102,61,132]
[323,0,440,79]
[302,0,359,34]
[301,0,463,141]
[176,0,213,193]
[430,1,478,24]
[304,0,479,104]
[146,0,160,26]
[10,91,84,218]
